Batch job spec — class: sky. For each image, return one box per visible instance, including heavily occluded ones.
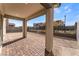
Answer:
[54,3,79,26]
[27,15,46,27]
[9,3,79,27]
[9,19,23,27]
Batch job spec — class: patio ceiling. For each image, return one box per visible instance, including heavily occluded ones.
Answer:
[0,3,60,20]
[0,3,46,20]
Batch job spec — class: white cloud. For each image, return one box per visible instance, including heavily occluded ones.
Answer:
[54,8,61,13]
[64,6,72,13]
[65,8,72,13]
[64,6,69,10]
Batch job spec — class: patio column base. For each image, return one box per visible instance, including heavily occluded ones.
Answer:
[45,48,54,56]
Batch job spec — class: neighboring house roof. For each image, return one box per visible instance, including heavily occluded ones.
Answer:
[33,20,64,27]
[8,23,15,26]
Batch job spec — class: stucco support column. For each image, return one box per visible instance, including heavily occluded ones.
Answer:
[45,7,54,56]
[0,14,3,55]
[3,18,7,42]
[76,22,79,45]
[23,19,27,38]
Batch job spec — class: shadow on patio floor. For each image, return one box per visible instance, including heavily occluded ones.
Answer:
[3,37,24,47]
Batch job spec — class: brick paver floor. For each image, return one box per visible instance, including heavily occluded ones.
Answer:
[3,32,23,43]
[2,32,78,56]
[2,32,45,56]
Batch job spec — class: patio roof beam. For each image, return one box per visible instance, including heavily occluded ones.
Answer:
[3,14,25,20]
[26,9,46,20]
[40,3,52,9]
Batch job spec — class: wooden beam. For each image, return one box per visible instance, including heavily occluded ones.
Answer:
[3,14,25,20]
[40,3,52,9]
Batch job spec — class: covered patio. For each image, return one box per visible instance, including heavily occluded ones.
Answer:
[0,3,60,56]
